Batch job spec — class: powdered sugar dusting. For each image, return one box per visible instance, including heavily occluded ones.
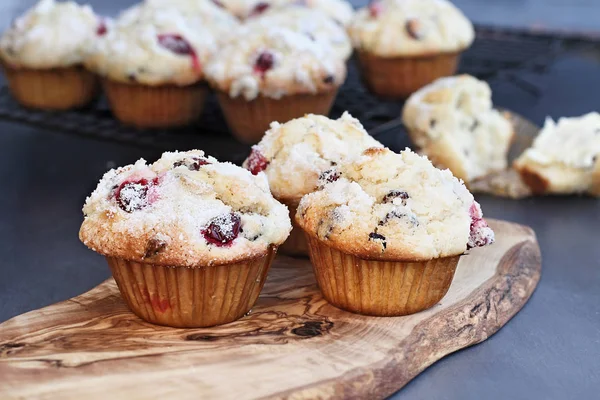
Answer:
[80,150,291,266]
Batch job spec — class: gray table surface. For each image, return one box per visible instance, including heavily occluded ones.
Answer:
[1,1,599,399]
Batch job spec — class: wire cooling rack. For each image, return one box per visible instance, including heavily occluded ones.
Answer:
[0,26,597,163]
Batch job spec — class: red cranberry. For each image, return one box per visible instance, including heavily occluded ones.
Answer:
[250,2,270,16]
[173,157,210,171]
[115,177,159,213]
[96,19,107,36]
[467,202,493,249]
[202,213,242,246]
[368,1,382,18]
[246,147,269,175]
[212,0,225,8]
[157,34,201,72]
[254,51,274,77]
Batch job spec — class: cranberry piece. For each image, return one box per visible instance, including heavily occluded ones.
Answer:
[246,147,269,175]
[202,213,242,246]
[323,75,334,84]
[96,19,107,36]
[405,19,425,40]
[368,1,382,18]
[157,34,201,72]
[115,177,158,213]
[173,157,210,171]
[254,51,274,76]
[382,190,409,204]
[212,0,225,8]
[467,202,494,249]
[250,2,270,16]
[319,169,341,184]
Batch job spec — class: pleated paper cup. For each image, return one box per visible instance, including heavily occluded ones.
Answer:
[106,246,277,328]
[278,202,309,257]
[103,79,208,129]
[2,64,99,110]
[216,90,338,144]
[357,51,461,99]
[304,234,459,316]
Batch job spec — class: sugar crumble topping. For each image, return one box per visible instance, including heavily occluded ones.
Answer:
[297,147,494,260]
[80,150,291,266]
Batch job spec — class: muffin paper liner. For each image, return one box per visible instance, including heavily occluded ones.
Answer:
[2,64,99,110]
[304,234,460,316]
[357,51,461,98]
[279,202,309,257]
[106,246,277,328]
[217,91,338,144]
[103,79,207,129]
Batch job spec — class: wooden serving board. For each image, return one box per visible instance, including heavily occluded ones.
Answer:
[0,219,541,400]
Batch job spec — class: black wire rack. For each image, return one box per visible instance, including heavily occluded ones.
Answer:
[0,26,597,163]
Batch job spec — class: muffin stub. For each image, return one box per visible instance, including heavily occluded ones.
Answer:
[242,112,383,203]
[348,0,474,58]
[402,75,514,183]
[79,150,292,266]
[514,112,600,196]
[0,0,102,69]
[204,26,346,101]
[296,147,495,261]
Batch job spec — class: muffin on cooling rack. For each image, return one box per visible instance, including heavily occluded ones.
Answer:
[402,75,514,185]
[296,147,494,316]
[243,112,382,256]
[244,6,352,60]
[514,112,600,196]
[0,0,103,110]
[85,6,220,128]
[80,150,291,328]
[348,0,474,98]
[204,26,346,143]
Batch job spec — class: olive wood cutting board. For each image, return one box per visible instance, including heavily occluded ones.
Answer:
[0,219,541,400]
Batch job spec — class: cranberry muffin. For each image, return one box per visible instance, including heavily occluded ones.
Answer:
[244,6,352,60]
[85,6,222,128]
[348,0,474,98]
[403,75,514,185]
[0,0,103,110]
[514,112,600,196]
[243,112,382,256]
[80,150,291,327]
[296,147,494,316]
[205,26,346,143]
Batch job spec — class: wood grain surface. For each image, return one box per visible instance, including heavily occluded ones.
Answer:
[0,219,541,400]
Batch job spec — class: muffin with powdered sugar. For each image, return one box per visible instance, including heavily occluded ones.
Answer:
[0,0,104,109]
[204,26,346,143]
[402,75,514,185]
[243,112,382,255]
[80,150,291,328]
[296,147,494,316]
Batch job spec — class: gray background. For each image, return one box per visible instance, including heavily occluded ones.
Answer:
[1,1,599,399]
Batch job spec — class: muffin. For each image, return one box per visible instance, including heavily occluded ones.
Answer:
[79,150,291,328]
[244,6,352,60]
[205,26,347,143]
[296,147,494,316]
[348,0,475,98]
[514,112,600,196]
[85,7,220,128]
[402,75,514,185]
[0,0,103,110]
[243,112,382,256]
